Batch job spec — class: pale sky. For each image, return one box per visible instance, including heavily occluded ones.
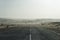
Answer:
[0,0,60,19]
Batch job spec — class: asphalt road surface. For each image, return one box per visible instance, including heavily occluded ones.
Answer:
[0,27,60,40]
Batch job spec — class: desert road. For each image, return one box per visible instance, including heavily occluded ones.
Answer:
[0,27,60,40]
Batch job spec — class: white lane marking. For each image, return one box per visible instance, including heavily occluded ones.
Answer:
[30,27,31,40]
[29,34,31,40]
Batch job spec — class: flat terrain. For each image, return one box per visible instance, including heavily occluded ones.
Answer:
[0,25,60,40]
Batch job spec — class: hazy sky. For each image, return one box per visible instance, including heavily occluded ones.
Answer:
[0,0,60,19]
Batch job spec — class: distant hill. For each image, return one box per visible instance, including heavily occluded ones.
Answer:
[0,18,16,24]
[0,18,60,24]
[33,19,60,23]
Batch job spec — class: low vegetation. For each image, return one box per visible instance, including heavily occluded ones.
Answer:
[0,21,60,34]
[41,22,60,33]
